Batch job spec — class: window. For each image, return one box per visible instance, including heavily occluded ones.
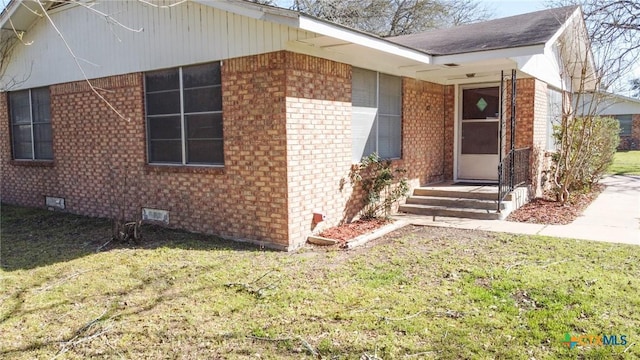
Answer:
[145,62,223,165]
[351,68,402,162]
[9,88,53,160]
[547,87,563,150]
[614,114,633,136]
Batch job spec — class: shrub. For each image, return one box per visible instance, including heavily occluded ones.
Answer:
[551,116,619,203]
[349,153,409,219]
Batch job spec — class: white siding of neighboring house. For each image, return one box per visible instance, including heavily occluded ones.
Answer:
[2,1,317,90]
[576,93,640,116]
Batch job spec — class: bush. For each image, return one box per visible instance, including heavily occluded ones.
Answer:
[349,153,409,219]
[551,116,619,203]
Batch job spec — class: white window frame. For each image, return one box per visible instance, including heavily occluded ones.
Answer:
[351,68,402,163]
[144,62,223,166]
[546,87,563,151]
[9,87,53,161]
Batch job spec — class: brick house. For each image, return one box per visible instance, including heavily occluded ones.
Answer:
[578,93,640,150]
[0,1,594,250]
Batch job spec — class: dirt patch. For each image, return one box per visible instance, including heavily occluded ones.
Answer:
[512,290,538,310]
[318,218,390,242]
[507,184,604,225]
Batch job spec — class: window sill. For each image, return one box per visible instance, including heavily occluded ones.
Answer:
[144,164,225,175]
[351,157,402,166]
[9,160,55,167]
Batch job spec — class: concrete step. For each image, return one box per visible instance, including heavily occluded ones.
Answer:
[406,196,507,210]
[399,203,505,220]
[412,188,512,201]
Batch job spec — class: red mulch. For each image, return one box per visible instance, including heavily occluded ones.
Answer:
[318,218,390,242]
[507,184,604,225]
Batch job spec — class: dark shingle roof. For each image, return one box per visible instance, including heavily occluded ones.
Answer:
[387,5,580,56]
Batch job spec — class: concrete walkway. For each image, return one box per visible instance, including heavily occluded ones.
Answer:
[393,175,640,246]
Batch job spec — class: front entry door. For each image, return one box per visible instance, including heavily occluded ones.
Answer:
[458,86,500,181]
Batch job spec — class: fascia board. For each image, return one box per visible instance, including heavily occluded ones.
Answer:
[432,44,545,65]
[298,16,432,65]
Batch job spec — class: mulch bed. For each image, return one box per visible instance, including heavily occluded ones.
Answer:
[318,218,390,242]
[507,184,604,225]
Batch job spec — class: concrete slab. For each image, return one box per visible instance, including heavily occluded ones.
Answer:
[393,175,640,246]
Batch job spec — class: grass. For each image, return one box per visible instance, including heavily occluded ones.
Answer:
[608,150,640,175]
[1,204,639,359]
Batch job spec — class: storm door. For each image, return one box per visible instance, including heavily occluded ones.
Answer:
[458,86,500,181]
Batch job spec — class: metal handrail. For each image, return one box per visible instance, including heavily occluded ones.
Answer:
[497,147,531,212]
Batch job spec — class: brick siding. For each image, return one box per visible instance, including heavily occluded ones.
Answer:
[531,79,552,197]
[505,78,536,150]
[1,54,292,250]
[284,53,353,247]
[1,50,457,250]
[502,77,552,197]
[533,80,548,148]
[284,57,455,246]
[401,79,454,187]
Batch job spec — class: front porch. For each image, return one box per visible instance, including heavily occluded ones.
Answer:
[398,181,530,220]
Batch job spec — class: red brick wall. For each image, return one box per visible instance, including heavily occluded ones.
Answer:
[284,67,455,246]
[505,78,536,151]
[1,50,457,250]
[401,78,454,186]
[284,53,352,246]
[1,76,143,215]
[533,80,549,148]
[1,53,292,250]
[531,79,552,197]
[0,92,59,208]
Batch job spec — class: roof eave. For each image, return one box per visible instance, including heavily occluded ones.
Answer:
[544,6,583,49]
[297,15,432,65]
[195,0,432,65]
[192,0,301,27]
[432,44,545,65]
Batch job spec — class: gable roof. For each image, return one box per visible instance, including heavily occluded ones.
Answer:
[0,0,592,89]
[388,5,580,56]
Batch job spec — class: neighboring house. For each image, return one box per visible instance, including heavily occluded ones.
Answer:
[578,93,640,150]
[0,1,594,250]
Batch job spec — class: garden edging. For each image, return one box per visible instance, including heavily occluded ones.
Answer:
[308,220,408,248]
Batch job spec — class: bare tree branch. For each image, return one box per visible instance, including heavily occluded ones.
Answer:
[35,0,130,121]
[290,0,492,37]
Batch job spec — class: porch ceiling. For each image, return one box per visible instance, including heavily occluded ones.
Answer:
[289,35,524,85]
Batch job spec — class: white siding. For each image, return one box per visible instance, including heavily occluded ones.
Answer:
[578,93,640,116]
[2,1,316,90]
[514,48,564,90]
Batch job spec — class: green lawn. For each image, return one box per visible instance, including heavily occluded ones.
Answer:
[608,150,640,175]
[1,204,639,359]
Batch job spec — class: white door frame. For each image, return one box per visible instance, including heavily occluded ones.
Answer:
[454,82,502,183]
